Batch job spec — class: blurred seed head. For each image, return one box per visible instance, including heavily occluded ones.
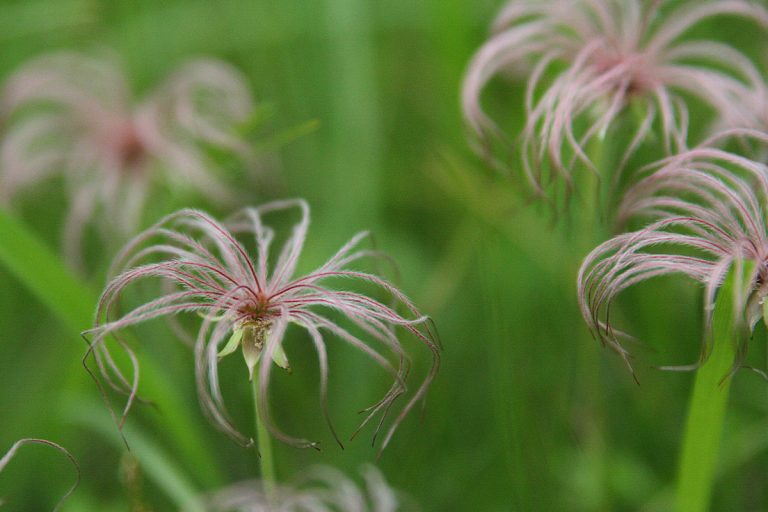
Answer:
[206,465,414,512]
[0,51,262,270]
[83,199,440,454]
[462,0,768,195]
[578,129,768,375]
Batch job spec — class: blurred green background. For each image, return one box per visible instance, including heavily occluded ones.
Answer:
[1,0,768,510]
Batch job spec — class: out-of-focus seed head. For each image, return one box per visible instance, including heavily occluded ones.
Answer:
[462,0,768,198]
[0,51,263,270]
[206,465,413,512]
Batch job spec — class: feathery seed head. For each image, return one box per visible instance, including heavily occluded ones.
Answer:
[83,199,440,453]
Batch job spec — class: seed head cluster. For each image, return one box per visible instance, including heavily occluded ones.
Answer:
[462,0,768,193]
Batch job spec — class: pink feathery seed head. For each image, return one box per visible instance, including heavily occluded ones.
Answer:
[578,129,768,375]
[462,0,768,195]
[206,465,409,512]
[83,199,440,454]
[0,51,262,270]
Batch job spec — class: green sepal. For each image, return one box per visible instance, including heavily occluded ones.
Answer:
[218,321,291,380]
[271,343,291,373]
[218,329,243,360]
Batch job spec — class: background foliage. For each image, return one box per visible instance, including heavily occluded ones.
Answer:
[0,0,767,510]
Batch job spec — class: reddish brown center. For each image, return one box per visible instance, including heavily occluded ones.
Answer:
[113,122,148,170]
[239,295,272,321]
[591,45,658,97]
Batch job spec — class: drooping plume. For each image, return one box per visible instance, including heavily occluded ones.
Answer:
[578,129,768,373]
[462,0,768,195]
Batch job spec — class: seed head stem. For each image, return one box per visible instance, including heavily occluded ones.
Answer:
[252,369,277,506]
[675,262,752,512]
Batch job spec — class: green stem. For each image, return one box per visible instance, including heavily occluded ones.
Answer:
[252,372,277,503]
[675,263,752,512]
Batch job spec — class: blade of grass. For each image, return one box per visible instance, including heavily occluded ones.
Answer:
[0,206,223,486]
[0,208,95,333]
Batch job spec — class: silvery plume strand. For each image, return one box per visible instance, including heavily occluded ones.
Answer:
[462,0,768,193]
[0,51,259,268]
[207,465,411,512]
[0,438,80,511]
[578,129,768,374]
[83,199,440,452]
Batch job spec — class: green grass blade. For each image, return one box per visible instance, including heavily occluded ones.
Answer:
[0,207,95,333]
[0,206,223,486]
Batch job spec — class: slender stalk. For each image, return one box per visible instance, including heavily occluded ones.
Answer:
[574,111,643,509]
[675,263,751,512]
[252,372,277,504]
[420,215,484,313]
[480,237,532,509]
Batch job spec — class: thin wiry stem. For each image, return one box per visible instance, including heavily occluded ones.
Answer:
[675,263,751,512]
[0,438,80,512]
[252,372,277,506]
